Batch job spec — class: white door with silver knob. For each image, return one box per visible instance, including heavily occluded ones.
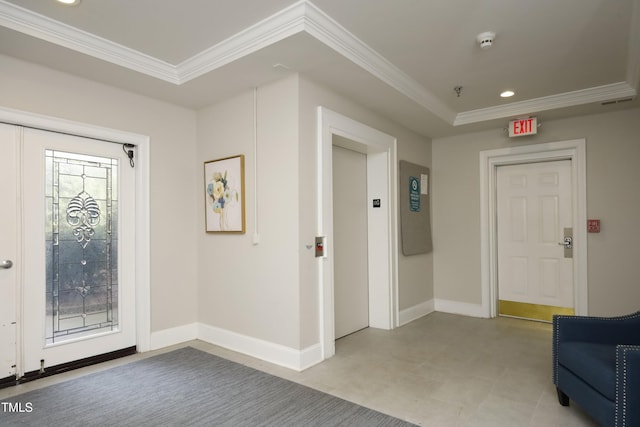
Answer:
[497,160,574,321]
[0,123,19,382]
[0,123,137,379]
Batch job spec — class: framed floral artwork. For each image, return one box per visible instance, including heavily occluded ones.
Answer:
[204,155,245,233]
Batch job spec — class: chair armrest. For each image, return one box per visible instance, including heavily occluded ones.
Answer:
[553,312,640,386]
[616,345,640,426]
[553,312,640,346]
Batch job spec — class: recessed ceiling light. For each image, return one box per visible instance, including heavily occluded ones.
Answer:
[57,0,81,5]
[500,90,515,98]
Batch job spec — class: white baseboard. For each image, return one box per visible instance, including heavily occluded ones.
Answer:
[197,323,323,372]
[148,322,323,371]
[399,299,435,326]
[434,299,488,318]
[149,323,198,350]
[298,343,323,371]
[148,300,487,370]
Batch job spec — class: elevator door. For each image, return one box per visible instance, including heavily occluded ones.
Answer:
[332,145,369,338]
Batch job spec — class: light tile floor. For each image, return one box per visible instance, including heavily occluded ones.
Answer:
[1,312,598,426]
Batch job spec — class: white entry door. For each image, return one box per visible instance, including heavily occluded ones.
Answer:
[332,145,369,339]
[0,124,19,381]
[1,125,137,375]
[497,161,574,320]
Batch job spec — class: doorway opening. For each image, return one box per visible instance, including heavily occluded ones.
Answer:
[317,107,398,360]
[480,139,588,318]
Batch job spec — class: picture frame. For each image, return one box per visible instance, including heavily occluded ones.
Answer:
[204,154,245,233]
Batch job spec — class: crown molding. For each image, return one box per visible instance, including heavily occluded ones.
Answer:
[0,0,456,124]
[0,0,178,83]
[176,0,308,83]
[454,82,637,126]
[0,0,636,128]
[301,2,457,123]
[177,1,455,122]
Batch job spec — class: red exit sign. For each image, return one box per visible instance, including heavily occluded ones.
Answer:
[508,117,537,137]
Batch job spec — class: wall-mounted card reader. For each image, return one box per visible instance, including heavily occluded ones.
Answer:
[315,236,327,258]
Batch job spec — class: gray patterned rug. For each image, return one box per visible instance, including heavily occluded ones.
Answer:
[0,346,416,426]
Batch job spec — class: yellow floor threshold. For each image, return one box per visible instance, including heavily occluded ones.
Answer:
[499,300,574,322]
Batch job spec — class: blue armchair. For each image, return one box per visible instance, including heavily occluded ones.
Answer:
[553,312,640,427]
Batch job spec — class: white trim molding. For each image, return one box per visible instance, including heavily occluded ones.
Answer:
[399,299,435,326]
[434,299,487,318]
[455,82,637,126]
[0,0,177,83]
[0,0,446,122]
[0,0,459,123]
[317,107,398,360]
[198,323,322,371]
[301,3,456,123]
[150,323,198,351]
[149,322,322,371]
[479,139,588,319]
[176,1,308,83]
[0,0,635,126]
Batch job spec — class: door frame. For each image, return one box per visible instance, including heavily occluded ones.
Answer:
[0,106,151,373]
[480,139,588,318]
[317,107,398,359]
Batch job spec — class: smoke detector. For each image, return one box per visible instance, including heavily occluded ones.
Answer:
[477,32,496,49]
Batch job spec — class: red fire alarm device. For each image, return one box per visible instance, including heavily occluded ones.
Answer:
[315,236,327,257]
[587,219,600,233]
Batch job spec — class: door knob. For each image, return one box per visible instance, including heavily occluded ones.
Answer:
[0,260,13,269]
[558,227,573,259]
[557,236,573,249]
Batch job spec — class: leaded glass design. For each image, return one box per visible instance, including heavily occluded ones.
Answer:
[45,150,118,345]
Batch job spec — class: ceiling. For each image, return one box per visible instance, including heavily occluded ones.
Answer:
[0,0,638,138]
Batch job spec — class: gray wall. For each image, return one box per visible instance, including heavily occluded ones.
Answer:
[432,108,640,316]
